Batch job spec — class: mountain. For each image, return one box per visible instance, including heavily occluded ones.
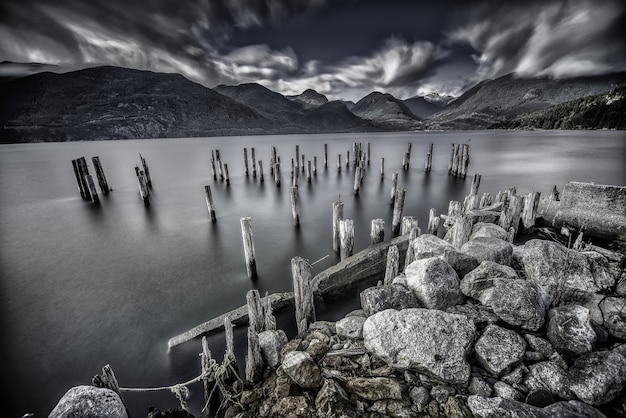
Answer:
[351,92,422,129]
[494,85,626,130]
[423,93,456,107]
[0,66,272,142]
[402,95,441,118]
[0,61,66,84]
[294,101,376,131]
[288,89,328,109]
[428,72,626,129]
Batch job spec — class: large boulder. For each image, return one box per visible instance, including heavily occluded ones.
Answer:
[49,386,128,418]
[460,237,513,266]
[335,316,366,339]
[474,325,527,376]
[460,261,518,306]
[470,223,509,241]
[410,234,479,277]
[491,278,549,331]
[523,239,615,293]
[281,351,322,389]
[524,360,573,400]
[404,257,464,310]
[363,308,475,385]
[258,329,288,368]
[546,305,596,360]
[468,396,606,418]
[568,350,626,405]
[360,284,420,316]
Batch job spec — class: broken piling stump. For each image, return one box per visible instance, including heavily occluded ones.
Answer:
[339,219,355,260]
[392,188,406,234]
[204,185,217,222]
[291,256,316,338]
[240,217,258,279]
[370,219,385,245]
[91,156,111,194]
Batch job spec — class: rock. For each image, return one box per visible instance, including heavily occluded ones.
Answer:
[468,376,492,397]
[363,308,475,385]
[568,350,626,405]
[430,385,456,404]
[335,316,366,339]
[474,325,526,376]
[369,399,414,418]
[460,261,518,306]
[492,381,524,401]
[49,386,128,418]
[470,223,509,241]
[460,237,513,266]
[491,278,549,331]
[524,334,555,358]
[467,395,543,417]
[501,365,527,386]
[524,360,573,400]
[546,305,596,360]
[345,309,366,318]
[315,379,355,418]
[344,377,404,401]
[360,284,421,316]
[599,296,626,339]
[258,330,288,368]
[444,396,473,418]
[542,400,607,418]
[410,233,479,277]
[281,351,322,389]
[270,396,312,417]
[404,257,464,310]
[446,303,500,328]
[409,386,430,412]
[306,338,329,362]
[523,239,615,293]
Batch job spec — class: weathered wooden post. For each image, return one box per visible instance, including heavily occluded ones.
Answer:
[301,154,306,173]
[428,208,439,235]
[425,143,433,172]
[71,159,87,198]
[245,327,263,384]
[480,192,493,208]
[370,219,385,245]
[339,219,354,260]
[450,215,473,249]
[324,144,328,168]
[460,144,470,178]
[353,164,362,195]
[499,194,524,237]
[224,163,230,186]
[258,160,264,183]
[392,188,406,234]
[389,172,398,205]
[201,336,214,408]
[332,200,344,253]
[313,156,318,175]
[549,185,560,201]
[448,200,462,217]
[224,316,235,361]
[240,217,257,279]
[251,147,257,178]
[274,162,281,187]
[470,174,481,196]
[384,245,399,286]
[401,216,418,236]
[140,153,152,188]
[291,257,316,337]
[367,142,371,166]
[450,144,460,177]
[262,292,277,331]
[293,167,299,188]
[99,365,129,414]
[306,160,312,183]
[246,289,265,333]
[295,145,300,172]
[77,157,92,201]
[448,144,455,174]
[380,158,385,179]
[91,156,111,194]
[290,187,300,226]
[135,167,150,206]
[402,152,410,171]
[204,185,217,222]
[86,174,99,204]
[270,147,278,174]
[346,150,350,168]
[337,154,342,172]
[211,150,217,180]
[243,148,250,177]
[521,191,541,234]
[218,158,225,182]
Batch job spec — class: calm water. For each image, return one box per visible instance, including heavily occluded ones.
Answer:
[1,130,625,416]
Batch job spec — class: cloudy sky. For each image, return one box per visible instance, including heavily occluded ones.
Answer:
[1,0,625,101]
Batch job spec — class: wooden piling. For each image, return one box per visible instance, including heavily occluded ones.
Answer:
[450,215,473,249]
[448,144,455,174]
[224,316,235,360]
[521,191,541,234]
[295,145,300,172]
[324,144,328,168]
[71,159,86,198]
[136,168,150,206]
[353,165,362,195]
[425,143,433,173]
[470,174,481,196]
[339,219,355,260]
[262,292,277,331]
[246,289,265,333]
[293,167,298,188]
[402,152,410,171]
[218,158,225,182]
[251,148,257,178]
[86,174,99,204]
[499,194,524,237]
[346,151,350,168]
[380,158,385,179]
[390,172,398,205]
[240,217,257,279]
[448,200,463,217]
[77,157,92,201]
[258,160,264,183]
[224,163,230,186]
[401,216,418,236]
[450,144,460,176]
[459,144,470,179]
[91,156,111,194]
[370,219,385,245]
[383,245,399,286]
[332,200,344,253]
[291,256,316,337]
[479,192,493,208]
[274,162,281,187]
[204,185,217,222]
[211,150,217,180]
[245,327,263,383]
[428,208,439,235]
[291,187,300,226]
[367,142,371,166]
[301,154,305,173]
[306,160,312,183]
[313,156,318,175]
[337,154,342,172]
[392,188,406,234]
[243,148,250,177]
[549,185,560,201]
[140,153,152,188]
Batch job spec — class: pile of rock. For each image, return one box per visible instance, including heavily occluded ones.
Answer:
[219,227,626,418]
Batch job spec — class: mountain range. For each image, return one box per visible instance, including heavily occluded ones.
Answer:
[1,63,625,143]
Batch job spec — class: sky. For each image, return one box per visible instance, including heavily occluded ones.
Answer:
[1,0,625,102]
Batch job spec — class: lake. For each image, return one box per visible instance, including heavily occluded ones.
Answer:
[1,130,625,416]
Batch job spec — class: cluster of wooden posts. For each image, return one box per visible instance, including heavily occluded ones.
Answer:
[448,143,470,178]
[71,156,111,204]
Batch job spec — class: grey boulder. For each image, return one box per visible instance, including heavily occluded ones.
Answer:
[460,237,513,266]
[546,305,596,360]
[460,261,518,306]
[491,278,549,331]
[258,329,288,368]
[474,325,527,376]
[410,234,479,277]
[404,257,464,310]
[48,386,128,418]
[360,284,420,316]
[281,351,322,389]
[568,350,626,405]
